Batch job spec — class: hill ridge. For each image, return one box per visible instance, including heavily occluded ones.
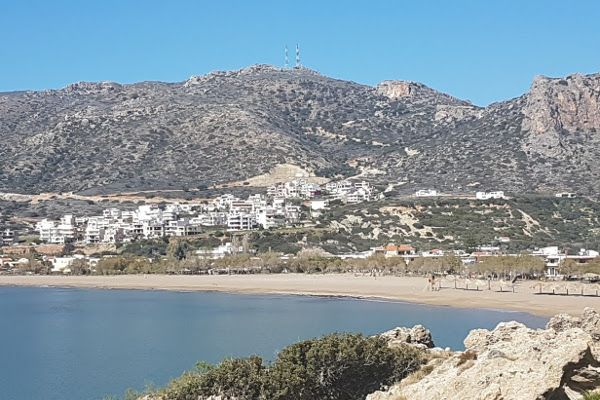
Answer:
[1,67,599,196]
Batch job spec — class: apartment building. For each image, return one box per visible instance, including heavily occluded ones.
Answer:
[227,213,257,231]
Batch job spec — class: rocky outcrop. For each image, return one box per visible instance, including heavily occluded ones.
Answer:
[368,308,600,400]
[522,73,600,157]
[547,307,600,338]
[376,81,419,99]
[379,325,435,349]
[376,80,471,106]
[523,74,600,135]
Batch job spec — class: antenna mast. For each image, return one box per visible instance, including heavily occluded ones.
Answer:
[295,44,301,68]
[284,45,289,69]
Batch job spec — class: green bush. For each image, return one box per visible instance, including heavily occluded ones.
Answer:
[162,357,266,400]
[267,333,423,400]
[156,333,424,400]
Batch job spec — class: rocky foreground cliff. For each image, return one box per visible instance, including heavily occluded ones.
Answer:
[370,308,600,400]
[1,66,600,195]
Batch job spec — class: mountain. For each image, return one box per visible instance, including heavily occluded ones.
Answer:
[1,65,599,195]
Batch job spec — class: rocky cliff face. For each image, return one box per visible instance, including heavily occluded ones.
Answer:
[1,66,600,195]
[522,73,600,157]
[368,308,600,400]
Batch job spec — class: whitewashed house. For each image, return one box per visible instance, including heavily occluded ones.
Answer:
[310,199,329,210]
[415,189,438,197]
[196,242,243,259]
[475,191,505,200]
[555,192,576,199]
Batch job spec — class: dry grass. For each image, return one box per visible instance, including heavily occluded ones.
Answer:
[401,364,435,385]
[456,350,478,366]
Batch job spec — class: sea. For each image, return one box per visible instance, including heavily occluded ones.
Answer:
[0,286,547,400]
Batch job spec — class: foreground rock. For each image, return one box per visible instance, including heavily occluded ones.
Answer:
[368,308,600,400]
[379,325,435,349]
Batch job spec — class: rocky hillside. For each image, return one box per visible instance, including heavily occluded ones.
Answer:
[1,66,599,195]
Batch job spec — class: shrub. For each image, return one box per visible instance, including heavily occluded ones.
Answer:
[267,333,424,400]
[162,357,267,400]
[155,333,424,400]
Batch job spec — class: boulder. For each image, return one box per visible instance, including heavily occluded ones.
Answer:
[379,325,434,349]
[547,308,600,340]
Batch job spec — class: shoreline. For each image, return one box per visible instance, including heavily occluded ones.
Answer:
[1,273,599,317]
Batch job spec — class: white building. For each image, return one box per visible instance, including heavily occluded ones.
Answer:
[191,212,227,227]
[84,216,111,244]
[165,219,202,237]
[267,179,321,199]
[50,256,78,273]
[310,199,329,210]
[284,205,301,222]
[555,192,576,199]
[214,194,239,210]
[476,191,505,200]
[415,189,437,197]
[196,242,243,259]
[256,207,285,229]
[227,213,257,231]
[532,246,565,277]
[1,229,17,246]
[36,217,76,244]
[345,188,372,204]
[137,205,163,222]
[143,221,165,239]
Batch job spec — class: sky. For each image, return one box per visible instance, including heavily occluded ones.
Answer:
[0,0,599,105]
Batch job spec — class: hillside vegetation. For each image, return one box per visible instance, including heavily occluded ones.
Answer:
[1,66,600,195]
[317,196,600,253]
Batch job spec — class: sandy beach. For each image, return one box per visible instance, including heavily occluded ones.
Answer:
[1,273,599,317]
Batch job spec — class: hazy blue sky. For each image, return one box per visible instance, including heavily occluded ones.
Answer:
[1,0,598,104]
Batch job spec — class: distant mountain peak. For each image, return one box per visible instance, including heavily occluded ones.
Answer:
[185,64,322,87]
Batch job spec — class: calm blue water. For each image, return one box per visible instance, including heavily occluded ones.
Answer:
[0,287,547,400]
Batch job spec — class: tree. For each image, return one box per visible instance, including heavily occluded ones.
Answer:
[256,251,283,272]
[167,239,191,261]
[214,254,252,269]
[560,258,579,276]
[441,254,463,274]
[69,258,90,275]
[514,254,546,276]
[560,257,600,276]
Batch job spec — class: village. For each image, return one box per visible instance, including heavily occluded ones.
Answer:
[0,178,595,279]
